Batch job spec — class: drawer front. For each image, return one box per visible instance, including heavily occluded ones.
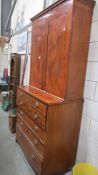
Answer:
[16,125,42,174]
[17,108,46,130]
[17,109,46,145]
[17,115,44,158]
[17,88,47,116]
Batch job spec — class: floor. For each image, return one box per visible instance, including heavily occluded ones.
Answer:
[0,104,35,175]
[0,103,71,175]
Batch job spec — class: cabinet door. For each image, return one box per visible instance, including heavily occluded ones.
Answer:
[30,21,46,89]
[44,14,71,98]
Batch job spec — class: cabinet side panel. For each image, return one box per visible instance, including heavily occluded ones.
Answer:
[42,101,83,175]
[66,2,94,100]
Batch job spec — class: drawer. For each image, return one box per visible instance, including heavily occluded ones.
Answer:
[17,116,44,158]
[17,108,46,130]
[17,89,47,116]
[17,110,46,145]
[16,125,42,175]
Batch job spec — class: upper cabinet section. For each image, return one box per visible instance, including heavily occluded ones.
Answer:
[30,0,95,100]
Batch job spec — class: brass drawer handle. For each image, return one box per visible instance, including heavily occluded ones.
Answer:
[33,114,38,120]
[32,154,35,160]
[20,111,23,115]
[32,101,39,108]
[34,126,39,132]
[34,139,39,146]
[19,101,22,106]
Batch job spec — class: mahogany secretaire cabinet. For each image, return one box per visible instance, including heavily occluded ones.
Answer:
[16,0,95,175]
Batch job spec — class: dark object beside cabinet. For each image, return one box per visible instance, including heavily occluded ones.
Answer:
[9,113,17,133]
[9,53,21,108]
[16,0,95,174]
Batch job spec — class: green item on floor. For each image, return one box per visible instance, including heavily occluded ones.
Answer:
[2,99,10,111]
[12,108,17,115]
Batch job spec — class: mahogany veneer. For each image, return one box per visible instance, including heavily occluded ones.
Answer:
[16,0,95,174]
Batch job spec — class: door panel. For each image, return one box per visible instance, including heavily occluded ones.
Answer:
[30,21,46,89]
[44,14,71,98]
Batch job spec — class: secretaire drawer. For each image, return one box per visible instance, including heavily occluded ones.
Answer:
[16,125,42,175]
[17,116,44,158]
[17,89,47,116]
[17,108,46,130]
[17,110,46,145]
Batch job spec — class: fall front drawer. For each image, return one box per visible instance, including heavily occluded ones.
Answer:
[17,107,46,130]
[16,125,42,175]
[17,110,46,145]
[17,115,44,158]
[17,88,47,116]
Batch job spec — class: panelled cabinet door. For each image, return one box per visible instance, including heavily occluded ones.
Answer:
[44,13,72,98]
[30,21,46,89]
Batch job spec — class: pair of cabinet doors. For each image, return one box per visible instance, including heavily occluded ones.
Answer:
[30,3,72,99]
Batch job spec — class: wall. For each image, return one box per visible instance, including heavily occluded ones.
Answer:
[1,0,12,36]
[10,0,44,86]
[0,0,1,35]
[11,0,44,32]
[77,0,98,168]
[0,0,11,77]
[0,49,9,77]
